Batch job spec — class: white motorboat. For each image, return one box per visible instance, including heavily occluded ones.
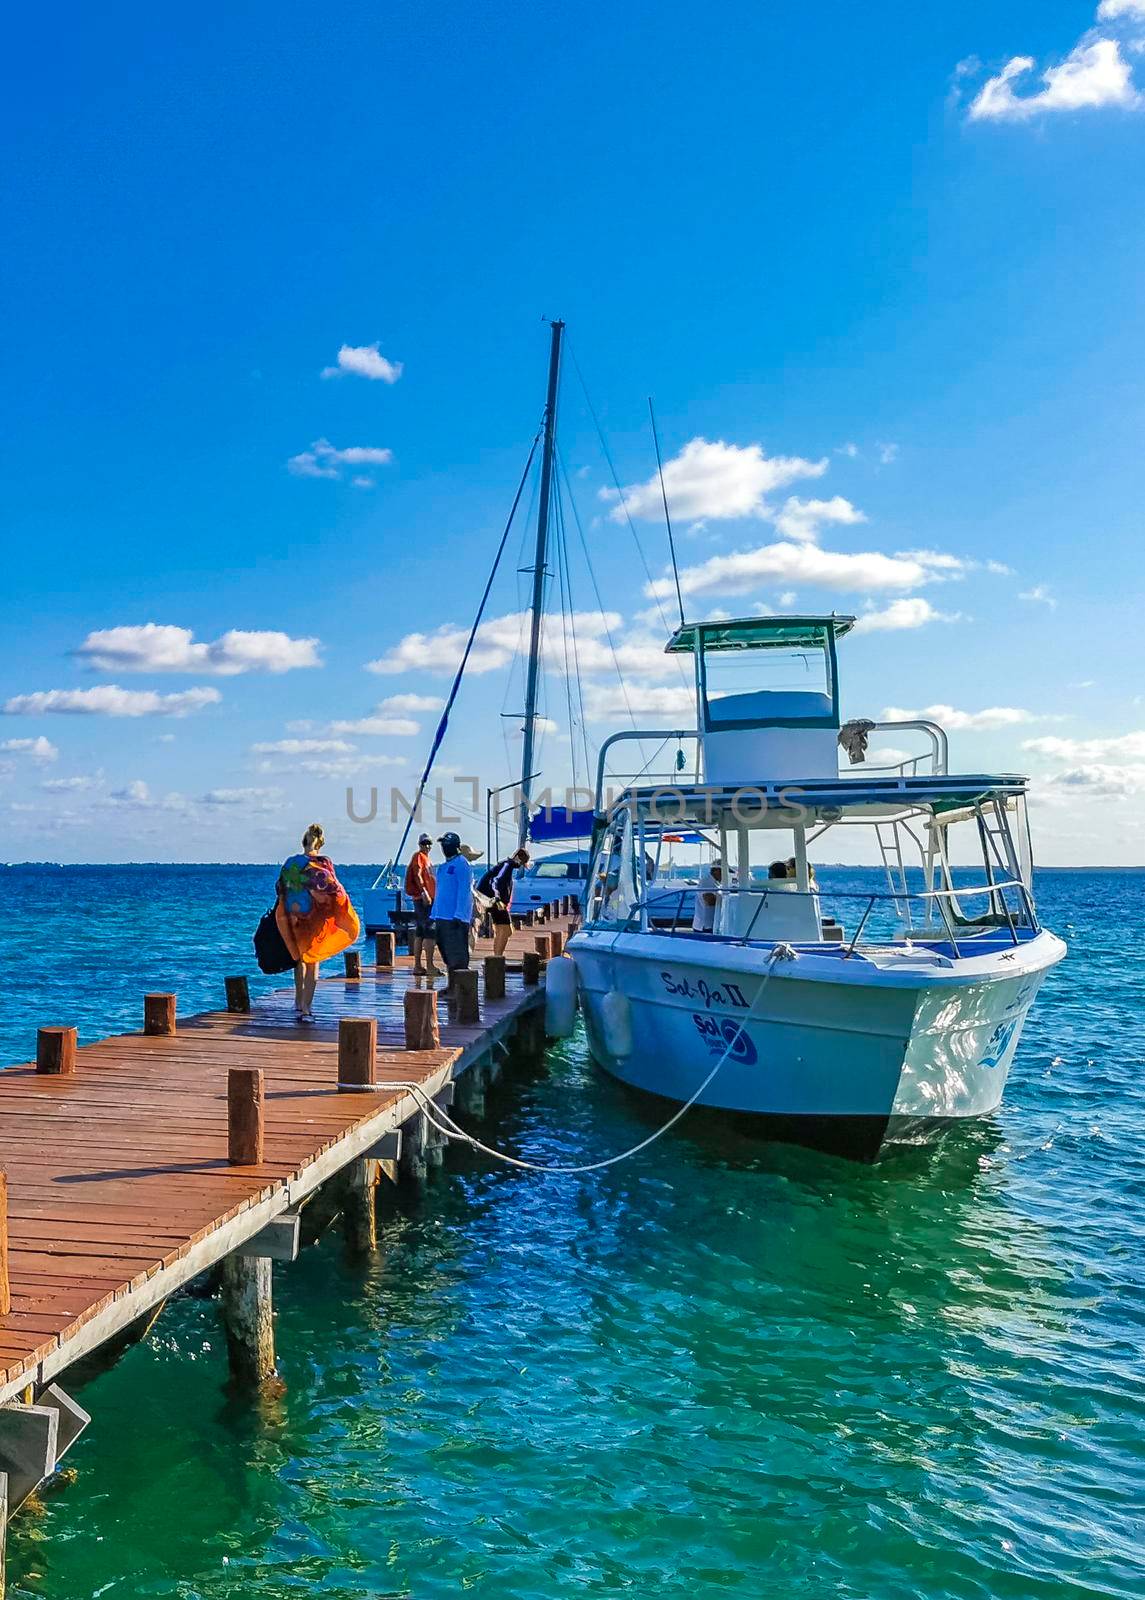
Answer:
[568,615,1066,1158]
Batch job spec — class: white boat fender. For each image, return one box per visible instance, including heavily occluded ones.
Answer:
[599,989,633,1059]
[544,954,578,1038]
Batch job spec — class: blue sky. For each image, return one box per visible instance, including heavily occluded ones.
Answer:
[4,0,1145,865]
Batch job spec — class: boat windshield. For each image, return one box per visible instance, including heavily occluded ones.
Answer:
[582,784,1040,957]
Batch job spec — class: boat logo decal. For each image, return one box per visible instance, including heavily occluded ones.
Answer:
[660,971,749,1010]
[691,1012,758,1065]
[981,1016,1019,1069]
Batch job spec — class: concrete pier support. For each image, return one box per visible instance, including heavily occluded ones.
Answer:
[219,1254,276,1387]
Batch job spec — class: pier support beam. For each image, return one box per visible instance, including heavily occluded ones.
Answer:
[341,1158,378,1252]
[344,949,362,980]
[375,930,395,968]
[219,1255,276,1388]
[483,956,506,1001]
[400,1114,429,1184]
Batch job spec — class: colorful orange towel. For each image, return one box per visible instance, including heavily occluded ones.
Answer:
[275,853,360,965]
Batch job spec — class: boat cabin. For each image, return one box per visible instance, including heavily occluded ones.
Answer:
[585,614,1043,958]
[665,615,852,786]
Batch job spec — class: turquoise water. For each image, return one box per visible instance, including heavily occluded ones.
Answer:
[2,866,1143,1599]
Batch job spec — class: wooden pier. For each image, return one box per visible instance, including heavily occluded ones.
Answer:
[0,903,578,1573]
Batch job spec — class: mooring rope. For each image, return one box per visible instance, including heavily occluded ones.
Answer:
[363,943,798,1176]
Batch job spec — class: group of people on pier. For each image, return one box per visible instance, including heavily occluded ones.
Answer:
[274,824,531,1023]
[404,831,530,976]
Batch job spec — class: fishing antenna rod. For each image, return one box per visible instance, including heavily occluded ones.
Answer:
[648,395,685,628]
[390,426,543,873]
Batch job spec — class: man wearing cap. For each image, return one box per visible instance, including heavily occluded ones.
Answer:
[430,831,474,981]
[405,832,442,977]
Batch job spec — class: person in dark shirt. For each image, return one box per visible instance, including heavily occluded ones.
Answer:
[477,847,530,958]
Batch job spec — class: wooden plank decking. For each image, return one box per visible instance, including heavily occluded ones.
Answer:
[0,915,572,1405]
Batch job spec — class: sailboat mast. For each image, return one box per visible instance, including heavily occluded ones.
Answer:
[518,318,564,846]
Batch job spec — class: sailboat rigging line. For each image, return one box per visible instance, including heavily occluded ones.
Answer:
[363,945,798,1175]
[564,338,691,692]
[648,396,685,630]
[390,426,542,873]
[559,496,596,787]
[555,446,651,762]
[552,490,581,792]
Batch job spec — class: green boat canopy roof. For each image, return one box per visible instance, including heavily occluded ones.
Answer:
[665,615,857,654]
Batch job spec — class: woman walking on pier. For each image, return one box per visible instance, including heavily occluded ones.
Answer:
[276,823,360,1023]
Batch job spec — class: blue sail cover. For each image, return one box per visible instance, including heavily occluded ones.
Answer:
[528,807,596,841]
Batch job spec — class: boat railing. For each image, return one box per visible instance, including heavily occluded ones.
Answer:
[611,877,1035,960]
[594,729,701,814]
[838,719,949,778]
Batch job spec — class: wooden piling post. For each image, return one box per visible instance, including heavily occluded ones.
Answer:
[0,1171,9,1318]
[36,1026,76,1076]
[483,955,506,1001]
[341,1158,378,1251]
[219,1255,275,1387]
[534,933,553,960]
[451,969,480,1025]
[224,976,250,1014]
[400,1113,428,1183]
[228,1068,264,1165]
[522,950,542,986]
[550,929,564,958]
[143,993,176,1036]
[338,1017,377,1090]
[404,988,439,1051]
[344,948,362,980]
[462,1062,487,1118]
[512,914,523,931]
[375,930,395,968]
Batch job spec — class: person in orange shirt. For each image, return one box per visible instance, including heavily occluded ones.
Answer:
[405,832,442,976]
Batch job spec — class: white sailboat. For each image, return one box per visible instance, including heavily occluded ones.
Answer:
[567,615,1066,1158]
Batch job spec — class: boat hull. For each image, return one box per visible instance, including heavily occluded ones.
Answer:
[570,928,1065,1158]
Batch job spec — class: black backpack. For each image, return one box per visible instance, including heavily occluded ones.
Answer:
[254,906,295,974]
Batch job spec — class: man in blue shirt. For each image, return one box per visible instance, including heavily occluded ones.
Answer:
[431,831,473,980]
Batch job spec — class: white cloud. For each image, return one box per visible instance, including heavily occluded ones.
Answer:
[320,343,403,383]
[853,598,962,633]
[985,560,1015,576]
[0,736,59,763]
[329,710,421,736]
[877,442,900,465]
[602,438,827,524]
[41,773,102,792]
[885,703,1042,731]
[351,476,376,490]
[295,754,407,779]
[75,624,321,675]
[649,541,942,601]
[379,693,445,712]
[1041,762,1145,797]
[200,787,283,810]
[836,442,859,459]
[969,39,1139,121]
[773,496,866,544]
[1097,1,1145,20]
[363,609,669,680]
[1023,731,1145,762]
[251,738,355,756]
[1019,584,1056,609]
[4,686,222,717]
[104,780,188,811]
[583,683,696,722]
[288,439,394,480]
